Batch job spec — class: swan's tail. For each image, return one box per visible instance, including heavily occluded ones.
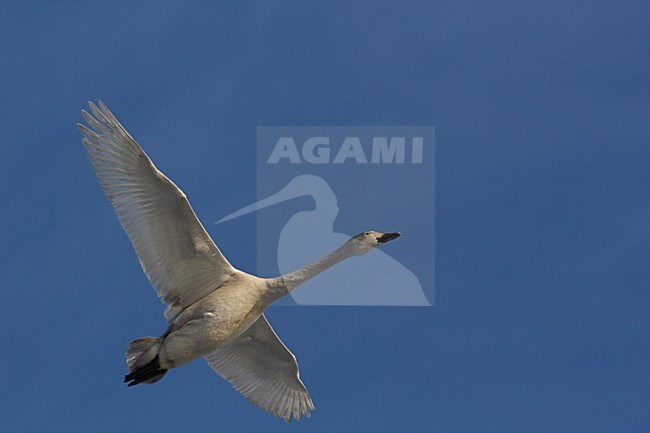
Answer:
[124,337,167,386]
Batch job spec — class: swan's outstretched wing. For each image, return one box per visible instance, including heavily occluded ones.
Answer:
[79,101,235,321]
[205,314,314,422]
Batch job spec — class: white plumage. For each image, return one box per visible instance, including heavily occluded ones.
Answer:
[79,101,400,422]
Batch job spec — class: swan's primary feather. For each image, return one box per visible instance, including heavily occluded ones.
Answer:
[205,314,314,422]
[78,101,235,321]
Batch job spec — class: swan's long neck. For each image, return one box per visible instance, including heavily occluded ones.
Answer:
[265,241,356,302]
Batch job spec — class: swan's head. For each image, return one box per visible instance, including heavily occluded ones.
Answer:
[346,230,401,255]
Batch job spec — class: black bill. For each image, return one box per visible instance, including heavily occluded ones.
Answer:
[377,232,401,243]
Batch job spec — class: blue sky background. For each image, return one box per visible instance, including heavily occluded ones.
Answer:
[1,2,649,432]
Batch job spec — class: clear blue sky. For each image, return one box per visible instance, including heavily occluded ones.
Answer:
[1,2,649,432]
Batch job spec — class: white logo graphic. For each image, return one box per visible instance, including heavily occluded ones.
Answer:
[218,174,430,306]
[266,136,424,164]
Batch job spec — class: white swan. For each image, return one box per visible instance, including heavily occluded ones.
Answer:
[78,101,402,422]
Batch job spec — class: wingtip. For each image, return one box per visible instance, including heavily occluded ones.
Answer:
[83,100,106,111]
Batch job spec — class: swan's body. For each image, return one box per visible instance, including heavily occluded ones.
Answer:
[78,101,401,422]
[162,272,267,367]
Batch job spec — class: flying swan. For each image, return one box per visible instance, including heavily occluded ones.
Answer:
[78,101,401,422]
